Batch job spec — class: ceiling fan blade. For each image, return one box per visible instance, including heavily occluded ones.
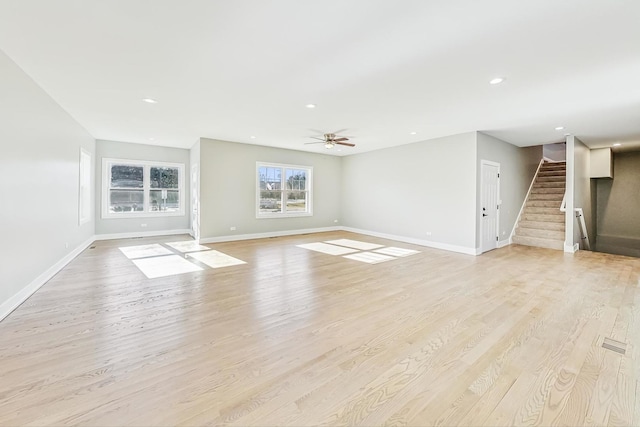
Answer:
[304,141,326,145]
[309,129,326,135]
[332,137,349,142]
[336,142,356,147]
[330,129,348,135]
[310,136,326,141]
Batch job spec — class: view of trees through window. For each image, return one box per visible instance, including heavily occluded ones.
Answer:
[258,164,310,215]
[105,161,182,215]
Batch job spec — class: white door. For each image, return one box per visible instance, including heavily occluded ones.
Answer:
[191,164,200,240]
[480,161,500,253]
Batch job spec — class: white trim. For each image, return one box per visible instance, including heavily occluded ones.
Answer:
[199,226,340,244]
[0,236,95,322]
[341,226,477,256]
[480,160,501,254]
[510,158,545,241]
[497,238,511,248]
[94,228,192,241]
[78,148,92,225]
[564,243,579,253]
[102,158,186,219]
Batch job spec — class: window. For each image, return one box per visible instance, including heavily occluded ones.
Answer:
[78,148,91,225]
[102,158,184,218]
[257,162,312,217]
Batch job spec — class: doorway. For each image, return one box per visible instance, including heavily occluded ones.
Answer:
[480,160,500,253]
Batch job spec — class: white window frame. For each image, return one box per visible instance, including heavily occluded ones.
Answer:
[256,162,313,218]
[102,158,185,219]
[78,148,92,225]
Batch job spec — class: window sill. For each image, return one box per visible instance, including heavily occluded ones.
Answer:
[256,212,313,219]
[102,211,185,219]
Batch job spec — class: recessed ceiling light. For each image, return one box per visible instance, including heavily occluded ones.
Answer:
[337,149,342,152]
[555,126,565,131]
[613,143,622,147]
[410,132,417,135]
[305,104,316,109]
[142,98,158,104]
[489,77,505,85]
[250,136,256,139]
[148,137,155,141]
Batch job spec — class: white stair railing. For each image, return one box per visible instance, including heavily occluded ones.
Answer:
[560,193,591,250]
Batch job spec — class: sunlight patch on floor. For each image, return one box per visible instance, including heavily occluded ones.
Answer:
[132,255,203,279]
[187,250,246,269]
[297,239,420,264]
[296,242,359,256]
[119,244,173,259]
[165,241,211,253]
[343,252,395,264]
[325,239,384,250]
[374,247,420,257]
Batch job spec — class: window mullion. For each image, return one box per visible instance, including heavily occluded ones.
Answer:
[144,165,150,212]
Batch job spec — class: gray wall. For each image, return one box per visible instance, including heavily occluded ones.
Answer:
[543,142,566,161]
[476,132,541,246]
[572,137,594,249]
[95,140,190,235]
[341,132,478,251]
[0,49,95,312]
[199,138,342,239]
[597,151,640,243]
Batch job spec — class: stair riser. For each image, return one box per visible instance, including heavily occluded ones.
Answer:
[531,188,565,194]
[512,235,564,250]
[533,182,566,188]
[538,170,565,176]
[526,200,562,208]
[521,213,565,223]
[528,194,564,201]
[518,221,565,231]
[516,228,565,240]
[537,177,565,183]
[524,206,563,214]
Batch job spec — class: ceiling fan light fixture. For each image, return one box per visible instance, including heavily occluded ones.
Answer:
[325,142,334,149]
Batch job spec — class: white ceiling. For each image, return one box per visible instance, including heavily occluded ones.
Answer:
[1,0,639,155]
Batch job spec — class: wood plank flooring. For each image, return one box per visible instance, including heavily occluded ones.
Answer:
[0,231,638,426]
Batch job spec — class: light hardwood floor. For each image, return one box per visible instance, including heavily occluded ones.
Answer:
[0,231,638,426]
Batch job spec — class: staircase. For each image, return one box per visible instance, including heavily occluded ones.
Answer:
[512,161,566,250]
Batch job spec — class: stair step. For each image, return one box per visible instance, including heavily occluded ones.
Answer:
[519,220,565,231]
[531,187,565,194]
[540,163,566,169]
[538,170,566,177]
[526,200,562,208]
[528,193,564,201]
[533,181,566,188]
[521,213,565,223]
[537,176,565,183]
[512,235,564,250]
[524,206,563,215]
[516,227,565,240]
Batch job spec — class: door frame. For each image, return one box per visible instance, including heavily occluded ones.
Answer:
[480,160,501,253]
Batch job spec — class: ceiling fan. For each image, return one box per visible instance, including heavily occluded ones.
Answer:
[305,130,355,149]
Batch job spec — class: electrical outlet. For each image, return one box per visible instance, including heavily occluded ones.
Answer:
[65,242,69,249]
[230,226,236,231]
[334,219,338,223]
[141,223,147,228]
[426,231,432,236]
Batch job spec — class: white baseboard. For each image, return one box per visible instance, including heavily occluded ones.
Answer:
[0,236,96,322]
[564,243,579,253]
[497,238,511,248]
[94,228,192,241]
[340,226,477,256]
[199,226,341,244]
